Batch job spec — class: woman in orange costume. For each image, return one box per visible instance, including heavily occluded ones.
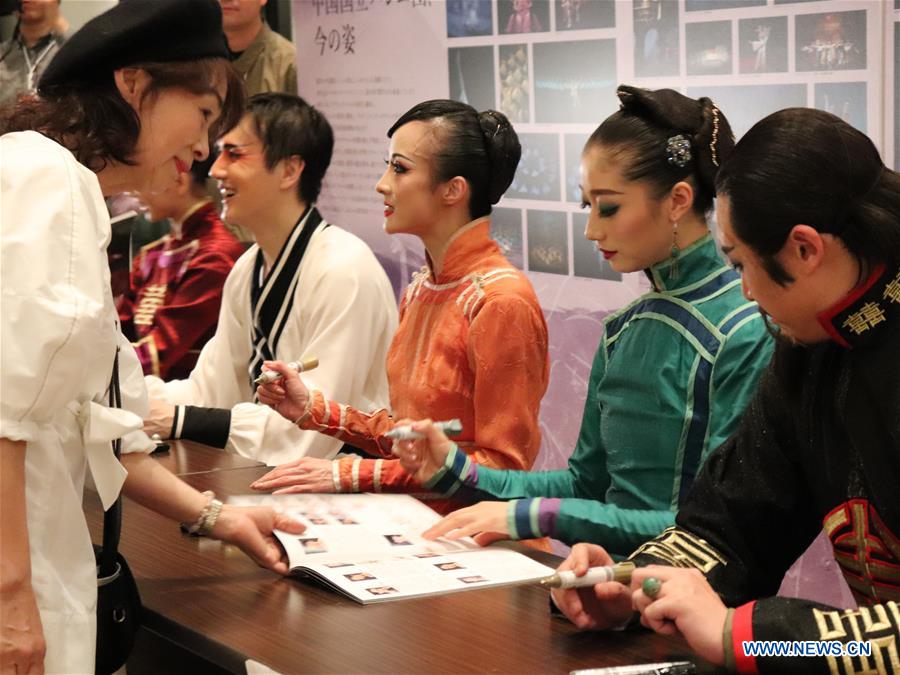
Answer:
[253,99,549,512]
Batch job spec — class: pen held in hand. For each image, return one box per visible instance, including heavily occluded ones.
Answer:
[539,562,635,589]
[384,418,464,441]
[254,357,319,385]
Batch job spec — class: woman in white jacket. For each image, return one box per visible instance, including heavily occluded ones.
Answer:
[0,2,303,673]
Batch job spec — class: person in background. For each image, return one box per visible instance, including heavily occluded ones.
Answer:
[0,2,304,673]
[394,87,773,556]
[0,0,66,107]
[219,0,297,242]
[142,93,397,466]
[118,152,245,381]
[220,0,296,97]
[253,100,550,519]
[551,108,900,673]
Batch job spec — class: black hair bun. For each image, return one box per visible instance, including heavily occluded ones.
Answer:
[617,85,735,195]
[478,109,522,205]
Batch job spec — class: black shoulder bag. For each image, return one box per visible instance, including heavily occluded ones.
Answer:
[94,348,142,675]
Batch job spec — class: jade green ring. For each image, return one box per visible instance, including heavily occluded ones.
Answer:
[642,577,662,599]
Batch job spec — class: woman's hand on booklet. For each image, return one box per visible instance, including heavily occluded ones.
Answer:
[210,504,306,575]
[256,360,311,424]
[392,418,454,484]
[421,501,509,546]
[550,543,634,631]
[250,458,335,493]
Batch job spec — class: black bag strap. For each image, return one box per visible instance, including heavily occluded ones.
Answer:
[98,347,123,578]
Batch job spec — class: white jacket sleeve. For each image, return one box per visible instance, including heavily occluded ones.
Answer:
[1,134,117,441]
[228,232,398,465]
[116,331,155,455]
[145,237,397,466]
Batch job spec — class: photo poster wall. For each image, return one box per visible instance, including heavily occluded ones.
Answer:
[294,0,893,471]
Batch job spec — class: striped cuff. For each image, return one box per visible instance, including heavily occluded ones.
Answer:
[351,457,361,493]
[303,390,326,430]
[170,404,184,439]
[339,457,354,492]
[732,601,758,674]
[176,405,230,448]
[423,444,472,497]
[373,459,384,492]
[723,607,736,671]
[507,499,545,540]
[331,460,341,493]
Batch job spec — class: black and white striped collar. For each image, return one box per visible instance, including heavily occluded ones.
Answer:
[247,206,325,387]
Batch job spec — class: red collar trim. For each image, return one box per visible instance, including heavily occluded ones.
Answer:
[816,263,886,349]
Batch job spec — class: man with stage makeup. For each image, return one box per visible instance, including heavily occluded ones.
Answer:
[142,93,397,465]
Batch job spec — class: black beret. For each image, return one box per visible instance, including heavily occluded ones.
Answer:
[40,0,228,91]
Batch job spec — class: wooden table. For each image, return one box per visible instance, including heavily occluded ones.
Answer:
[148,440,264,476]
[87,453,717,674]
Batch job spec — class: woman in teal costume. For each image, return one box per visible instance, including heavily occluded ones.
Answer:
[396,86,774,557]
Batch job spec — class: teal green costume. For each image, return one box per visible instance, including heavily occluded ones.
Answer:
[426,235,773,556]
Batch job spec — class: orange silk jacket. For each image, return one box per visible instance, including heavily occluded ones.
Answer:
[300,218,549,511]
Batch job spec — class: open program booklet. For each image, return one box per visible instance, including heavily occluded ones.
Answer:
[228,493,555,604]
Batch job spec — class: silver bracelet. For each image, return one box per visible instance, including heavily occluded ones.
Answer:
[183,490,223,536]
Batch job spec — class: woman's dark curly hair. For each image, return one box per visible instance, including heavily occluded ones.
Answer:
[1,58,244,172]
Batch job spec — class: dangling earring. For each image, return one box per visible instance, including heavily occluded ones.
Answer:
[669,221,680,280]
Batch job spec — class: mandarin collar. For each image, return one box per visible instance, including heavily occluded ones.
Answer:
[817,264,900,349]
[425,217,494,282]
[647,234,725,293]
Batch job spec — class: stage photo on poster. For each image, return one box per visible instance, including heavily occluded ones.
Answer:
[553,0,615,31]
[508,133,561,201]
[564,133,590,205]
[795,10,866,72]
[499,0,550,34]
[738,16,788,73]
[688,83,806,139]
[499,44,530,123]
[815,82,867,133]
[686,0,765,10]
[491,207,525,270]
[448,46,496,112]
[527,210,569,275]
[534,39,616,123]
[686,20,733,76]
[633,0,680,77]
[446,0,493,37]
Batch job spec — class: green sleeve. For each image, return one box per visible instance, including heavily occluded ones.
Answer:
[707,312,774,455]
[504,497,676,556]
[505,318,773,554]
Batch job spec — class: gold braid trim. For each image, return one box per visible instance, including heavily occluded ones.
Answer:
[629,526,727,574]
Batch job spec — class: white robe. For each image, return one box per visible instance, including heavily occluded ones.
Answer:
[146,218,397,465]
[1,131,155,674]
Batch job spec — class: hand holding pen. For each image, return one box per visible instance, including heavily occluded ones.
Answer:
[385,419,463,441]
[256,359,316,425]
[540,562,635,589]
[549,543,635,632]
[254,357,319,385]
[392,418,461,485]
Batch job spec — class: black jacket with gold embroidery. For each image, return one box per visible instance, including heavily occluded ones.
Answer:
[630,265,900,674]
